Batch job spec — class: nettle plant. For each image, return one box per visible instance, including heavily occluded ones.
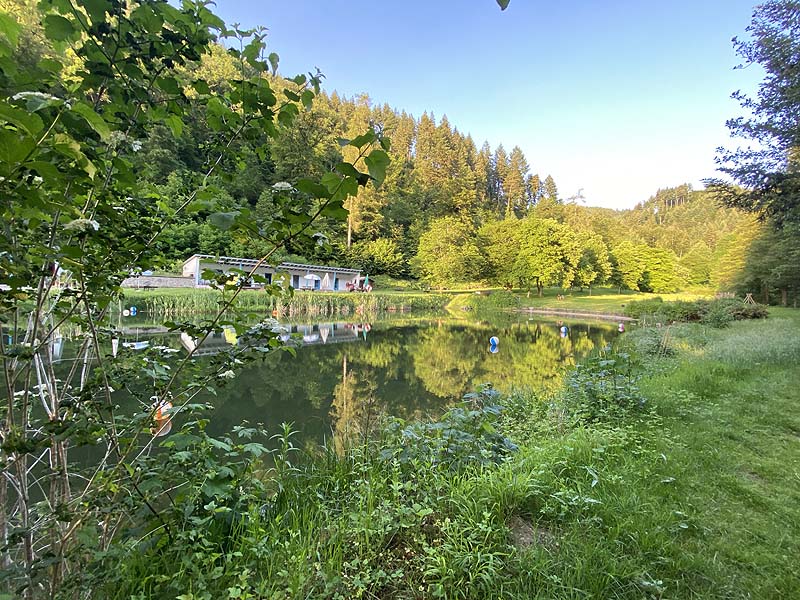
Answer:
[0,0,388,596]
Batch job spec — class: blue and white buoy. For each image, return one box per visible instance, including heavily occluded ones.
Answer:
[488,336,499,354]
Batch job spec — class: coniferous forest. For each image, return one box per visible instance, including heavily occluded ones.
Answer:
[121,51,800,302]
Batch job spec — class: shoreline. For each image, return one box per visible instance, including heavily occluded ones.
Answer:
[518,307,637,321]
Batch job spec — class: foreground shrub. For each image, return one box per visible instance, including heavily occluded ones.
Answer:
[563,351,646,421]
[381,386,518,470]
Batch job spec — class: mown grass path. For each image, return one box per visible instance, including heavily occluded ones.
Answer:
[635,309,800,597]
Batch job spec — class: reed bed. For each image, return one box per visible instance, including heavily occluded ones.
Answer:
[120,288,450,318]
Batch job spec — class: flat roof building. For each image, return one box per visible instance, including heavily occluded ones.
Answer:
[180,254,361,291]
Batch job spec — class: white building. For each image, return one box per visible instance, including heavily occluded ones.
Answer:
[180,254,361,291]
[181,254,275,287]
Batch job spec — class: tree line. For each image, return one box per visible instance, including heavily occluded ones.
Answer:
[5,0,795,302]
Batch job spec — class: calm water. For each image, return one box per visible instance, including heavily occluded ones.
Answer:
[49,313,620,449]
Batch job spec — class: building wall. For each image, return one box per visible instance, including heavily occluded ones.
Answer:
[121,276,195,288]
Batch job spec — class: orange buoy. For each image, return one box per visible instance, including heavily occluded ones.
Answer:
[152,400,173,437]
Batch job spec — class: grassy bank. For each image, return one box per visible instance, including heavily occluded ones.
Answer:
[120,288,451,318]
[79,310,800,599]
[515,286,713,314]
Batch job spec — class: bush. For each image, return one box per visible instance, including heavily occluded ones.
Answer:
[624,297,768,326]
[700,301,735,328]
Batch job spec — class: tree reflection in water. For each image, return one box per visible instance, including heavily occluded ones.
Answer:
[81,316,618,451]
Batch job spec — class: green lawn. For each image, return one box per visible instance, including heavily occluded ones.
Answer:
[514,286,713,314]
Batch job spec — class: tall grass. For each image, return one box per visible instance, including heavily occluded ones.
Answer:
[120,288,450,318]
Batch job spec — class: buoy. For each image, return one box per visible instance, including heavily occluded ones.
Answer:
[152,400,173,437]
[489,336,499,346]
[130,306,137,316]
[560,325,568,338]
[618,323,625,332]
[122,309,130,317]
[488,345,499,354]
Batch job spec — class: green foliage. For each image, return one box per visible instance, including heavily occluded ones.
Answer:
[414,216,486,287]
[624,297,769,325]
[346,237,407,276]
[512,217,580,295]
[0,1,390,596]
[610,240,648,291]
[458,290,520,313]
[562,351,646,422]
[574,231,612,291]
[708,0,800,225]
[639,246,681,293]
[381,386,517,471]
[480,218,521,287]
[735,221,800,305]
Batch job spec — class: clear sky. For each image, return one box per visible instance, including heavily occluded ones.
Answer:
[213,0,763,210]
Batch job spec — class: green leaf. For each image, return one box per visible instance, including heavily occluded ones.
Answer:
[0,12,21,48]
[277,103,298,126]
[268,52,279,74]
[334,162,361,178]
[43,15,77,42]
[321,200,348,220]
[82,0,111,23]
[348,131,376,149]
[294,178,330,198]
[14,92,63,112]
[242,37,263,66]
[320,172,343,194]
[164,114,184,137]
[365,149,390,185]
[301,90,314,110]
[130,2,163,33]
[209,212,238,230]
[27,160,62,182]
[155,76,181,96]
[0,101,44,136]
[186,199,216,213]
[37,58,62,74]
[193,79,210,95]
[71,102,111,140]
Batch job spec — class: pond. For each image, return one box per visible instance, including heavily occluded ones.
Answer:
[70,311,622,450]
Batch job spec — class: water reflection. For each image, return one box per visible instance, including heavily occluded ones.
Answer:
[37,315,619,451]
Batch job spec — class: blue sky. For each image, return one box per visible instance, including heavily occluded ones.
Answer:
[214,0,763,210]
